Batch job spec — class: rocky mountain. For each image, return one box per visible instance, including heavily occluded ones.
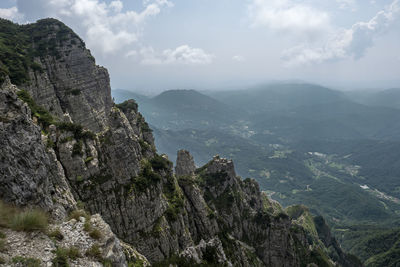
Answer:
[0,18,360,266]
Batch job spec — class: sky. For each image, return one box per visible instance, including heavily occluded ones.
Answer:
[0,0,399,93]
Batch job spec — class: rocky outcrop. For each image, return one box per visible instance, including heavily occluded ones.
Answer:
[175,149,196,177]
[0,18,360,267]
[0,77,75,220]
[0,212,149,266]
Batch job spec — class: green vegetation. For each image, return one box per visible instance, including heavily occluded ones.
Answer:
[52,246,81,266]
[130,160,161,193]
[72,140,83,156]
[0,239,5,252]
[128,258,146,267]
[116,99,138,113]
[0,18,79,85]
[85,244,102,260]
[88,174,112,184]
[49,228,64,241]
[16,89,55,128]
[66,89,81,96]
[12,256,41,267]
[56,122,96,140]
[153,254,223,267]
[88,228,102,240]
[76,213,102,240]
[10,209,48,232]
[0,201,48,232]
[85,156,94,163]
[163,175,184,221]
[68,209,90,221]
[138,113,152,133]
[150,154,171,171]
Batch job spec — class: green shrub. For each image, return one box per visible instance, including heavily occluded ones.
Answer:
[69,89,81,96]
[150,154,170,171]
[130,160,161,193]
[72,140,83,156]
[85,156,94,163]
[0,257,5,264]
[16,90,55,128]
[76,175,84,182]
[0,231,5,238]
[12,256,41,267]
[10,209,48,232]
[68,210,89,221]
[116,100,138,113]
[89,228,102,240]
[65,246,81,260]
[0,239,6,252]
[56,122,95,140]
[49,228,64,241]
[52,248,69,267]
[85,244,102,260]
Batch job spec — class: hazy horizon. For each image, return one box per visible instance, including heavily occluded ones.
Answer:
[1,0,399,92]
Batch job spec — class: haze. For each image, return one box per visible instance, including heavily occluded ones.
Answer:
[1,0,399,92]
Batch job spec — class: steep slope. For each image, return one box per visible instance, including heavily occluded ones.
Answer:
[0,18,360,266]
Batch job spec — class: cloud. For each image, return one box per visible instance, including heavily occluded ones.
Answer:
[336,0,357,10]
[140,45,214,65]
[125,50,138,58]
[282,0,400,66]
[248,0,331,40]
[8,0,173,54]
[0,6,23,20]
[232,55,245,62]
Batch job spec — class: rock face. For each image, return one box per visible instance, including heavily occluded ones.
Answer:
[0,18,361,267]
[0,77,76,220]
[175,149,196,177]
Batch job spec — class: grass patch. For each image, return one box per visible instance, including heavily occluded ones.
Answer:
[89,228,102,240]
[85,244,102,260]
[16,89,55,128]
[10,209,48,232]
[68,209,90,221]
[49,228,64,241]
[52,246,81,266]
[83,219,102,240]
[85,156,94,163]
[0,239,6,252]
[12,256,41,267]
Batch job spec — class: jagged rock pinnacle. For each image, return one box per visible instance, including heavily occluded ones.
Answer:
[175,150,196,177]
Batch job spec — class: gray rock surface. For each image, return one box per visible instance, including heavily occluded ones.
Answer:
[175,150,196,177]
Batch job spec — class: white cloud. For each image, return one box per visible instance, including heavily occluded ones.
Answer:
[0,6,23,20]
[248,0,331,40]
[282,0,400,66]
[140,45,214,65]
[109,1,123,13]
[336,0,357,10]
[125,50,138,58]
[9,0,173,54]
[232,55,245,62]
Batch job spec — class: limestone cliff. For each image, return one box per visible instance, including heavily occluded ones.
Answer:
[0,18,361,266]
